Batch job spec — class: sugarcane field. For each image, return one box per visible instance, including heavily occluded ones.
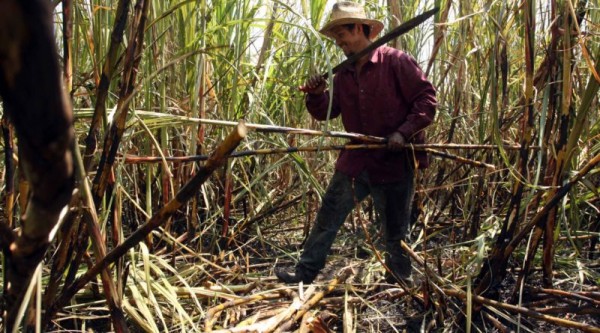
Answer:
[0,0,599,332]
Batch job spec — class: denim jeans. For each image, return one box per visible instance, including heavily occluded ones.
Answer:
[298,164,415,279]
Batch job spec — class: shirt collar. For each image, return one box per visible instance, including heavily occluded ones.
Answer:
[367,46,383,63]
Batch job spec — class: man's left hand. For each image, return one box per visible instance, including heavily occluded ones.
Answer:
[387,132,406,151]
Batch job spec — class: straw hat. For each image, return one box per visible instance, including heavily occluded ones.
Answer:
[319,2,384,40]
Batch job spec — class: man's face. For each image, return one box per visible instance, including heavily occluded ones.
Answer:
[330,25,365,57]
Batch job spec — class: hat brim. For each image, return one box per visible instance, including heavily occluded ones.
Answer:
[319,18,384,40]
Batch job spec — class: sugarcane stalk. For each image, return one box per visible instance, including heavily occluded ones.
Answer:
[136,112,545,152]
[70,140,129,332]
[205,292,281,332]
[529,287,600,306]
[136,111,386,143]
[402,240,600,332]
[62,0,73,94]
[46,122,247,324]
[273,268,353,333]
[476,152,600,302]
[83,0,131,171]
[91,0,149,204]
[443,289,600,333]
[474,0,538,298]
[123,143,497,169]
[0,0,75,329]
[426,148,495,169]
[1,118,15,228]
[533,306,600,316]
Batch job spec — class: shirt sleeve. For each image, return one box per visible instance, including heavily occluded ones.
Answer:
[304,78,341,121]
[393,53,437,140]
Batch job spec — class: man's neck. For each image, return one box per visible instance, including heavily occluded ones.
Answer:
[354,40,372,71]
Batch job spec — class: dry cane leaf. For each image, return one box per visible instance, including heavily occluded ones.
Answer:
[343,304,353,333]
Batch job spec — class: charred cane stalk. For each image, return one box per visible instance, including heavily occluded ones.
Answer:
[46,122,247,324]
[443,289,600,333]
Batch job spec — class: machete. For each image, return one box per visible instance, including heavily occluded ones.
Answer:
[300,7,439,91]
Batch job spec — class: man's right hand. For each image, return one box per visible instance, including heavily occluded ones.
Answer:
[299,74,327,95]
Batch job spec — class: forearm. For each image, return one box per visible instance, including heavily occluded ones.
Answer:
[305,91,337,121]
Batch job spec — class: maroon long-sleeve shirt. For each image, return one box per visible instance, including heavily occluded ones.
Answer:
[306,46,437,184]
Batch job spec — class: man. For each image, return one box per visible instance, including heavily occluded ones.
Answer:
[276,1,436,285]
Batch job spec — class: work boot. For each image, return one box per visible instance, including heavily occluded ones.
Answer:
[275,267,316,284]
